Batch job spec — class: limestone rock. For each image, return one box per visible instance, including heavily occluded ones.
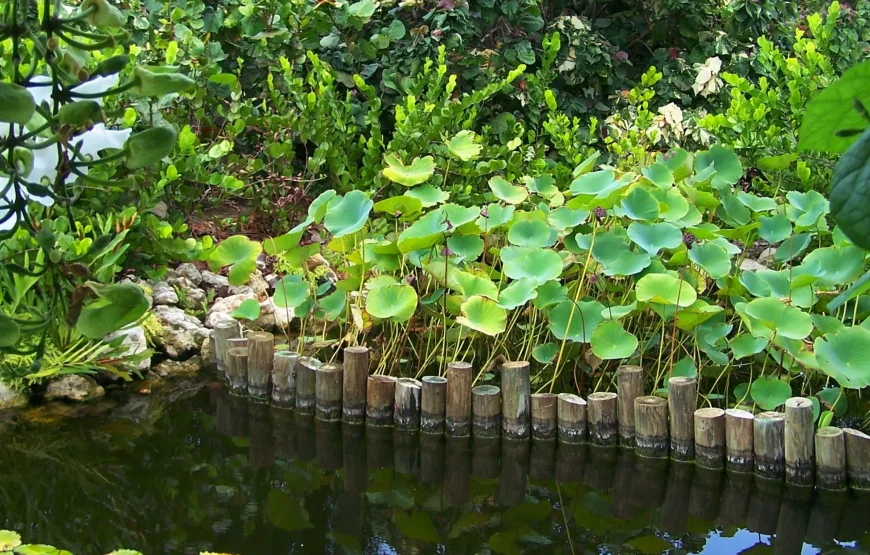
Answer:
[45,375,105,402]
[170,276,207,311]
[153,305,210,359]
[151,281,179,305]
[174,263,203,285]
[739,258,767,273]
[201,271,230,296]
[153,356,203,378]
[254,300,294,331]
[206,293,257,328]
[0,382,28,410]
[104,325,150,372]
[227,285,255,297]
[757,247,776,267]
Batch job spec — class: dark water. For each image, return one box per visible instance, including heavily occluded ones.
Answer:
[1,380,869,555]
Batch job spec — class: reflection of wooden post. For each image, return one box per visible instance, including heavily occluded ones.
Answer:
[725,408,754,473]
[472,385,501,439]
[248,403,274,468]
[365,426,393,471]
[214,320,241,377]
[342,346,369,425]
[246,331,274,401]
[446,361,472,437]
[844,428,870,491]
[472,437,500,480]
[719,471,752,528]
[394,430,419,476]
[556,444,586,483]
[501,361,531,440]
[617,365,643,447]
[271,351,297,408]
[420,434,445,485]
[530,441,557,482]
[775,486,812,555]
[315,420,343,471]
[366,375,396,427]
[315,363,343,422]
[755,411,785,480]
[806,491,846,545]
[557,393,586,444]
[270,406,295,461]
[295,414,315,461]
[785,397,814,486]
[746,478,782,535]
[612,450,638,519]
[227,347,248,395]
[296,357,320,416]
[531,393,558,441]
[421,376,447,435]
[635,395,668,459]
[694,407,725,470]
[587,392,617,446]
[631,457,667,509]
[815,426,847,491]
[660,462,694,535]
[689,467,723,521]
[668,377,696,461]
[584,446,617,491]
[342,425,367,493]
[445,437,471,507]
[394,378,423,431]
[498,440,529,507]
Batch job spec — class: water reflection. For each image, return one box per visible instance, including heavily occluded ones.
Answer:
[0,383,868,555]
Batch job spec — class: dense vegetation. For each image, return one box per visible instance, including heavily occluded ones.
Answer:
[3,0,870,429]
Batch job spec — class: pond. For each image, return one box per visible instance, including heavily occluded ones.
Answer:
[1,378,868,555]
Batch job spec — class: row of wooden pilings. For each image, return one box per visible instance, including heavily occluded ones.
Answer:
[211,321,870,493]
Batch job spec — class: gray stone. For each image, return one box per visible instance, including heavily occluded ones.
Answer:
[265,273,280,291]
[227,285,255,297]
[201,271,230,296]
[757,247,777,267]
[45,375,105,402]
[254,300,294,331]
[171,276,207,311]
[175,263,203,285]
[153,305,210,359]
[104,325,150,372]
[206,292,257,328]
[151,281,179,305]
[739,258,767,272]
[153,356,203,378]
[0,382,28,410]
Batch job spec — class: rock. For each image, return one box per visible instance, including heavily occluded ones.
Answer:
[201,335,212,362]
[105,325,150,372]
[170,276,207,311]
[265,273,280,291]
[201,271,230,296]
[175,263,203,285]
[45,375,105,402]
[739,258,767,272]
[0,382,28,410]
[227,285,255,297]
[757,247,776,267]
[254,300,294,331]
[153,356,203,378]
[206,293,257,328]
[256,252,267,271]
[151,281,179,305]
[153,305,210,359]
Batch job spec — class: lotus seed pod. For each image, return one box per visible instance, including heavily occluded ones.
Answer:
[13,147,34,175]
[58,100,103,127]
[124,126,178,169]
[93,55,131,77]
[131,66,195,97]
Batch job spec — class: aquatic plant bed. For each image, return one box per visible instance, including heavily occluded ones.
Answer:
[212,329,870,494]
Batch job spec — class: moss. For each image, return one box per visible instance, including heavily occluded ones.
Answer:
[142,312,165,347]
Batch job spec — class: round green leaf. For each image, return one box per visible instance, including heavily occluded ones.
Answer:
[745,297,813,340]
[671,357,698,378]
[590,232,652,277]
[548,207,588,231]
[688,242,731,279]
[570,169,625,198]
[627,222,683,255]
[501,246,563,285]
[208,235,262,286]
[446,130,482,161]
[0,314,21,348]
[382,154,435,186]
[750,375,792,410]
[497,277,538,309]
[0,530,21,551]
[454,271,499,300]
[446,234,484,261]
[231,298,261,320]
[319,290,346,321]
[775,233,812,263]
[815,326,870,389]
[273,276,310,309]
[636,274,697,307]
[407,184,449,207]
[456,296,506,336]
[365,283,418,322]
[620,187,660,221]
[373,195,423,216]
[508,219,555,248]
[532,342,558,364]
[695,145,742,190]
[547,299,605,343]
[817,387,848,416]
[0,83,35,125]
[398,211,448,253]
[489,176,528,205]
[651,188,689,222]
[729,334,769,360]
[641,161,674,189]
[532,280,568,310]
[478,204,515,230]
[800,245,864,287]
[590,321,638,360]
[324,191,373,238]
[758,214,792,244]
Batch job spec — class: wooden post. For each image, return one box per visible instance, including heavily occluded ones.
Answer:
[617,365,643,447]
[213,320,241,376]
[472,385,500,439]
[634,395,668,459]
[531,393,557,441]
[815,426,847,491]
[342,346,369,425]
[587,392,617,446]
[725,408,754,473]
[421,376,447,435]
[366,375,396,427]
[501,361,531,440]
[226,346,248,395]
[394,378,422,431]
[446,361,472,437]
[246,331,274,402]
[271,351,297,408]
[694,407,726,470]
[315,363,343,422]
[296,357,320,416]
[754,411,785,480]
[557,393,586,444]
[228,337,247,350]
[785,397,814,486]
[668,376,696,461]
[844,428,870,491]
